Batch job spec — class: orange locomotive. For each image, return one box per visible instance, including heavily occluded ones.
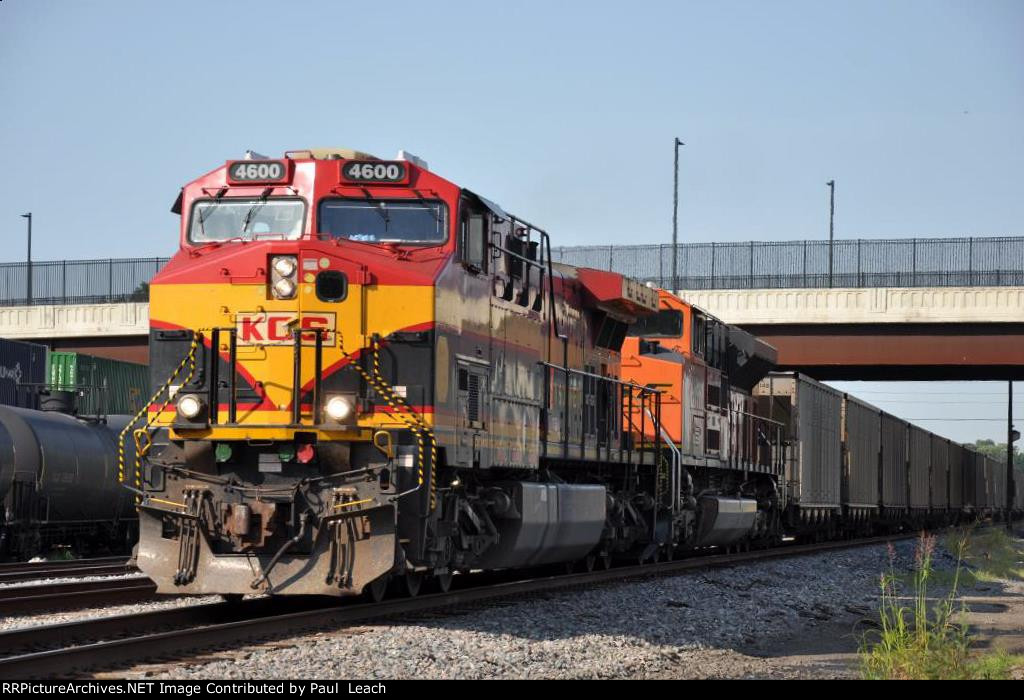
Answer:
[129,148,786,599]
[620,289,783,545]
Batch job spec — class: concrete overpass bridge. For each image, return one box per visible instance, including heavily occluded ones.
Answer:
[676,286,1024,380]
[552,236,1024,381]
[0,301,150,363]
[0,236,1021,380]
[0,257,162,364]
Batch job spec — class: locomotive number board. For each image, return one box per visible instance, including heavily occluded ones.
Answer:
[226,160,291,184]
[341,160,410,185]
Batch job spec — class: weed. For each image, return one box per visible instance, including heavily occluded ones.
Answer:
[859,531,1020,680]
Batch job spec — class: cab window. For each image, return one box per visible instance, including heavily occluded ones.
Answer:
[318,198,448,245]
[460,201,488,272]
[692,314,707,357]
[627,309,684,339]
[189,198,305,243]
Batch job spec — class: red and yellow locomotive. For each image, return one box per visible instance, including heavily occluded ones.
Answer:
[132,147,679,597]
[131,149,782,598]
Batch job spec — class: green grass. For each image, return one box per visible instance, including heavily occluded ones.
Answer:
[859,530,1024,680]
[969,651,1024,680]
[945,527,1024,584]
[895,526,1024,588]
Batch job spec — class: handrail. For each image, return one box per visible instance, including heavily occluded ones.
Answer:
[645,406,682,513]
[537,361,661,395]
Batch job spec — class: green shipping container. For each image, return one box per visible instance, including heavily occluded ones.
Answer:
[47,351,148,416]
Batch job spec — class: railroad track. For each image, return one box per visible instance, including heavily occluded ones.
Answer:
[0,533,915,679]
[0,557,134,585]
[0,577,156,615]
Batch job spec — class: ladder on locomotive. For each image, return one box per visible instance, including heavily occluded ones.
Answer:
[646,406,683,514]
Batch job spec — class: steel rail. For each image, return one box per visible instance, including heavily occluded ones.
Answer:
[0,563,136,585]
[0,579,156,615]
[0,557,128,575]
[0,533,915,679]
[0,597,339,657]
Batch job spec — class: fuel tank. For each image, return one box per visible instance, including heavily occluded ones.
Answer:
[694,496,758,547]
[476,482,607,569]
[0,406,136,522]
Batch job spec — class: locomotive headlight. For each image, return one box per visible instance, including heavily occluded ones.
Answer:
[273,277,297,299]
[273,256,297,278]
[270,255,298,299]
[325,395,355,422]
[176,393,204,419]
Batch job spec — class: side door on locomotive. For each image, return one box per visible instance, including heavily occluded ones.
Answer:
[439,195,494,470]
[443,193,545,472]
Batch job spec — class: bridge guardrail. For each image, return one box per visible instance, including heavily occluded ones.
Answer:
[0,235,1021,307]
[553,236,1024,290]
[0,258,168,307]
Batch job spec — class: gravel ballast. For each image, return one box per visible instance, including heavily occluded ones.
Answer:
[117,539,945,680]
[0,573,145,590]
[0,592,223,632]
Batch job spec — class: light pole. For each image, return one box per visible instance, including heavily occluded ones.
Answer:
[826,180,835,288]
[1008,381,1017,532]
[672,138,684,292]
[20,213,32,303]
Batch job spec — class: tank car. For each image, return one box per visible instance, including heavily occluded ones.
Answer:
[0,404,137,558]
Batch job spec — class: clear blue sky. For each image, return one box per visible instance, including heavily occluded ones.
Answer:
[1,0,1021,442]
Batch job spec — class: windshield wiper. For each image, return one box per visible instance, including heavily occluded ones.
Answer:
[240,202,265,234]
[412,192,442,225]
[197,204,218,239]
[241,188,273,234]
[194,188,229,241]
[356,188,390,228]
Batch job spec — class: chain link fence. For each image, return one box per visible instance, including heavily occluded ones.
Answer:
[0,258,169,306]
[0,236,1020,307]
[551,236,1024,290]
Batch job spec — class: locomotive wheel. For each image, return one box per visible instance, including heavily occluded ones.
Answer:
[365,575,389,603]
[435,572,454,593]
[402,572,424,598]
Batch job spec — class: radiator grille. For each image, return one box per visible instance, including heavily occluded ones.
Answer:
[467,373,480,423]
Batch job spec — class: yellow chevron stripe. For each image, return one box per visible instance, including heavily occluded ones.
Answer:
[150,280,434,437]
